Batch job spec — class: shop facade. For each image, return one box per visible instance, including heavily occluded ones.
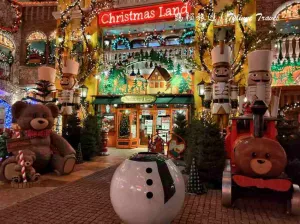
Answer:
[93,94,193,148]
[94,1,195,148]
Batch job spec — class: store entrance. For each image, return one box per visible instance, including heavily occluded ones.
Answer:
[139,110,155,146]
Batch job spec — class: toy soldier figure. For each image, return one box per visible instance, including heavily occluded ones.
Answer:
[204,42,238,129]
[58,59,81,115]
[246,50,272,117]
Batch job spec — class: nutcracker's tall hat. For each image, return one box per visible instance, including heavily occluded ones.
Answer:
[248,50,272,72]
[38,66,56,83]
[62,59,79,77]
[211,42,232,65]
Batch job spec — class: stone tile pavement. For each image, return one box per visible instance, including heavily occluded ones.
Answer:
[0,164,299,224]
[0,148,145,210]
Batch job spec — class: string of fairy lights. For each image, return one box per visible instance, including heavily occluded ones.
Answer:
[57,0,114,84]
[279,102,300,117]
[183,0,300,79]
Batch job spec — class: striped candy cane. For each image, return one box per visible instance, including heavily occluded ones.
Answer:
[18,150,27,183]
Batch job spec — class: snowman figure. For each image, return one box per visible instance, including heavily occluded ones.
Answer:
[110,153,185,224]
[34,66,56,104]
[204,42,238,129]
[246,50,272,117]
[58,59,81,115]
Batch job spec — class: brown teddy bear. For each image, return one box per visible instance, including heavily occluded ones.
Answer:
[0,101,76,182]
[234,137,287,178]
[13,150,40,182]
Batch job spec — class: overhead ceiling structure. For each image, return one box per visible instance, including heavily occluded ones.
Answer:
[15,0,57,7]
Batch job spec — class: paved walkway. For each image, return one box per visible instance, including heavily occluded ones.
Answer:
[0,165,299,224]
[0,148,145,210]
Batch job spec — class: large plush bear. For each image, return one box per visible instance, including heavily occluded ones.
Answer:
[0,101,76,181]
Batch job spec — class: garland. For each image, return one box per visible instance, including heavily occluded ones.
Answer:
[195,0,274,77]
[180,30,195,44]
[145,34,165,46]
[25,46,46,66]
[0,0,22,33]
[279,102,300,117]
[57,0,114,84]
[0,51,14,65]
[112,37,131,50]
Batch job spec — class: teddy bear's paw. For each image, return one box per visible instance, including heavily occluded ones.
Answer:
[63,157,76,175]
[11,176,21,183]
[32,173,41,182]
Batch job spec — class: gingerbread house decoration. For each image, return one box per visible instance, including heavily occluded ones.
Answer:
[147,66,171,94]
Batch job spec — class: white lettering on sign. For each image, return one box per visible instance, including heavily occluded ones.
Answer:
[99,2,191,26]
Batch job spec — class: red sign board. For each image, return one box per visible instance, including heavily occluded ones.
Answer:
[98,2,191,27]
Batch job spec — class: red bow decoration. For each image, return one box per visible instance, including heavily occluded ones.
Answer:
[24,130,52,139]
[233,175,292,192]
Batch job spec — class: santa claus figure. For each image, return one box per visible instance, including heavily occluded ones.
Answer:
[246,50,272,117]
[34,66,56,104]
[204,42,238,129]
[58,59,81,115]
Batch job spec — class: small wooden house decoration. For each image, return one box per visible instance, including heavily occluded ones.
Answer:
[147,66,171,94]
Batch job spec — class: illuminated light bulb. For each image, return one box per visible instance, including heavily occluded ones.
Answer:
[244,97,248,103]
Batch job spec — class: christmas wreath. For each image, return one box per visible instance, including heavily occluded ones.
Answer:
[112,37,131,51]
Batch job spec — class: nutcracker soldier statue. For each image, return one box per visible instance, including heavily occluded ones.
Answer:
[58,59,81,116]
[204,42,238,130]
[246,50,272,117]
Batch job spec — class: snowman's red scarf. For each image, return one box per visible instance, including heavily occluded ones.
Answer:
[24,129,52,139]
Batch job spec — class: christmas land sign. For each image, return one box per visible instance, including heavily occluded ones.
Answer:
[98,2,191,26]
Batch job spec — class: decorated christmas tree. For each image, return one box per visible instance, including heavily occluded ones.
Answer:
[173,112,188,142]
[179,79,189,94]
[105,66,127,94]
[170,64,186,92]
[286,70,295,85]
[185,117,226,187]
[186,158,207,195]
[167,58,174,71]
[119,114,130,138]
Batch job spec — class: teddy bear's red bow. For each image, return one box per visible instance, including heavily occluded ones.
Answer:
[233,175,292,192]
[25,130,52,139]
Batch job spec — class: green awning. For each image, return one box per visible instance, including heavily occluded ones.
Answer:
[93,96,194,105]
[169,96,194,104]
[93,98,114,105]
[110,98,123,104]
[154,97,174,104]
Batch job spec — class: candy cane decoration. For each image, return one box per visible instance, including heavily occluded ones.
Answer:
[18,150,27,183]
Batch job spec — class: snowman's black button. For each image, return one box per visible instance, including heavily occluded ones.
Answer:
[146,192,153,199]
[146,179,153,186]
[146,168,152,173]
